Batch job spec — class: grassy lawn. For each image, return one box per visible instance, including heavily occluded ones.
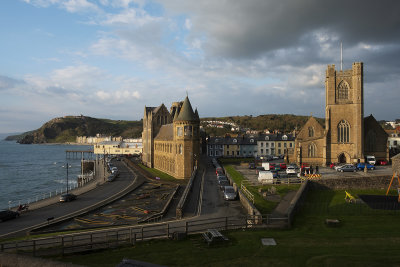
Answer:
[137,163,180,183]
[224,164,300,214]
[52,188,400,267]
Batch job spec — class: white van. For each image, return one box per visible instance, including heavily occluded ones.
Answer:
[258,171,274,184]
[365,155,376,165]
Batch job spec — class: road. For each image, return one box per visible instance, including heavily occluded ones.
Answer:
[0,159,137,238]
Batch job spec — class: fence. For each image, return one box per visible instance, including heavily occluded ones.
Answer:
[240,183,254,204]
[6,183,80,210]
[0,215,287,256]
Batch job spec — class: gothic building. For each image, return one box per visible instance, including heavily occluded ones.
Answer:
[142,96,200,179]
[294,62,388,165]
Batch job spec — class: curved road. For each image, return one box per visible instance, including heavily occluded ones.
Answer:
[0,160,136,238]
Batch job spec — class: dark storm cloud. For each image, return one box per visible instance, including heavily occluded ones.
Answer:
[164,0,400,59]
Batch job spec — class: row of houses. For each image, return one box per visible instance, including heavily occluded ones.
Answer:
[207,134,295,158]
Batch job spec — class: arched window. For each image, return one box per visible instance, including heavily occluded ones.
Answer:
[250,139,254,143]
[308,143,316,157]
[265,136,269,141]
[282,135,287,140]
[337,120,350,143]
[308,127,314,137]
[337,80,349,100]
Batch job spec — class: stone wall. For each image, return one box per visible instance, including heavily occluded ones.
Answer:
[393,154,400,174]
[310,175,392,190]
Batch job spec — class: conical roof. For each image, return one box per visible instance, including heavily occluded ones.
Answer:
[194,108,200,122]
[175,96,197,122]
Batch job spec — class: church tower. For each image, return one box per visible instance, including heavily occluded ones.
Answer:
[173,96,200,179]
[325,62,364,164]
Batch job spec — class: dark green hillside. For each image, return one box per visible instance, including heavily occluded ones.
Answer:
[14,116,142,144]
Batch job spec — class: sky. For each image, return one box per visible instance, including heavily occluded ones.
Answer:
[1,0,400,133]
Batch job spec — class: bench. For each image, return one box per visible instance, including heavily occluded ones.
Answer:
[202,229,229,246]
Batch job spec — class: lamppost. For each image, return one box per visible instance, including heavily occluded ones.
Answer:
[62,162,72,194]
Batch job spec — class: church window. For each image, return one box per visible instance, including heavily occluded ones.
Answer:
[337,120,350,143]
[184,125,192,136]
[177,127,183,136]
[308,143,316,157]
[337,81,349,100]
[308,127,314,137]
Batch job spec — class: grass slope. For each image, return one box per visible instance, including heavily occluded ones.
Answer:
[53,188,400,266]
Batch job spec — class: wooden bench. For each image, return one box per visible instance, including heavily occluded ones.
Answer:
[202,229,229,245]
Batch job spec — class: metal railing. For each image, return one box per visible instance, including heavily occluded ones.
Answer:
[0,215,288,256]
[240,183,255,204]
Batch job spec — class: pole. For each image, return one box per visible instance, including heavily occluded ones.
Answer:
[66,162,69,194]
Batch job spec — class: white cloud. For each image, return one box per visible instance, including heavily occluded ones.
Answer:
[102,8,160,26]
[62,0,100,13]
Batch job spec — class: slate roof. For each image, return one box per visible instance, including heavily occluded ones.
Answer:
[175,96,197,122]
[154,124,174,141]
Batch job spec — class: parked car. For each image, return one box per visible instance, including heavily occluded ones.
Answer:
[269,163,276,171]
[356,163,376,170]
[365,155,376,165]
[337,165,357,172]
[286,166,296,175]
[217,176,229,185]
[334,164,346,171]
[223,186,237,200]
[59,193,77,202]
[256,166,265,174]
[376,159,388,165]
[279,163,287,170]
[219,180,230,190]
[0,209,20,222]
[107,173,116,182]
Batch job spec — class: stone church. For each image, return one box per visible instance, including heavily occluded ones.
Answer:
[294,62,388,166]
[142,96,200,179]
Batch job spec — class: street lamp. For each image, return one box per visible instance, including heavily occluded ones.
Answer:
[62,163,72,194]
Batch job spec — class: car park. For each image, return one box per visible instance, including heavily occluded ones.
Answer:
[337,165,357,172]
[223,186,237,200]
[0,209,20,222]
[59,193,77,202]
[356,163,376,170]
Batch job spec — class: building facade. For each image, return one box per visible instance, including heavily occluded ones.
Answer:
[294,62,388,165]
[142,97,200,179]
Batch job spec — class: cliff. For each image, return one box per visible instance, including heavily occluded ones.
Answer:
[13,116,142,144]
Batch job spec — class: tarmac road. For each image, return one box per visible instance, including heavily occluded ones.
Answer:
[0,159,136,238]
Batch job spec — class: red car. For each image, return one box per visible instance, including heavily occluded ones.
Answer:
[376,159,388,165]
[279,163,287,170]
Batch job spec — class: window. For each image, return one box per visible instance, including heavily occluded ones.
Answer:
[308,143,316,157]
[227,151,229,156]
[284,143,287,148]
[227,145,230,149]
[337,120,350,143]
[237,151,239,156]
[179,144,182,154]
[260,142,263,147]
[337,80,349,100]
[250,139,254,143]
[308,127,314,137]
[266,143,269,147]
[278,149,281,154]
[184,125,192,136]
[394,141,398,146]
[261,149,264,154]
[265,136,269,141]
[290,143,293,148]
[278,143,281,148]
[271,143,274,147]
[233,139,237,143]
[282,135,287,140]
[177,127,183,136]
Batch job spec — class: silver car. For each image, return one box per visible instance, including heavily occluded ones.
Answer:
[223,186,237,200]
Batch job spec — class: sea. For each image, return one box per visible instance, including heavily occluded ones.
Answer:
[0,133,91,210]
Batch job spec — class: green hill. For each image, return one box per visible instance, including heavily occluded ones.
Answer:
[11,116,143,144]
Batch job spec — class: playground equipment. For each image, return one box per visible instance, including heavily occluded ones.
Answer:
[386,172,400,202]
[345,191,357,203]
